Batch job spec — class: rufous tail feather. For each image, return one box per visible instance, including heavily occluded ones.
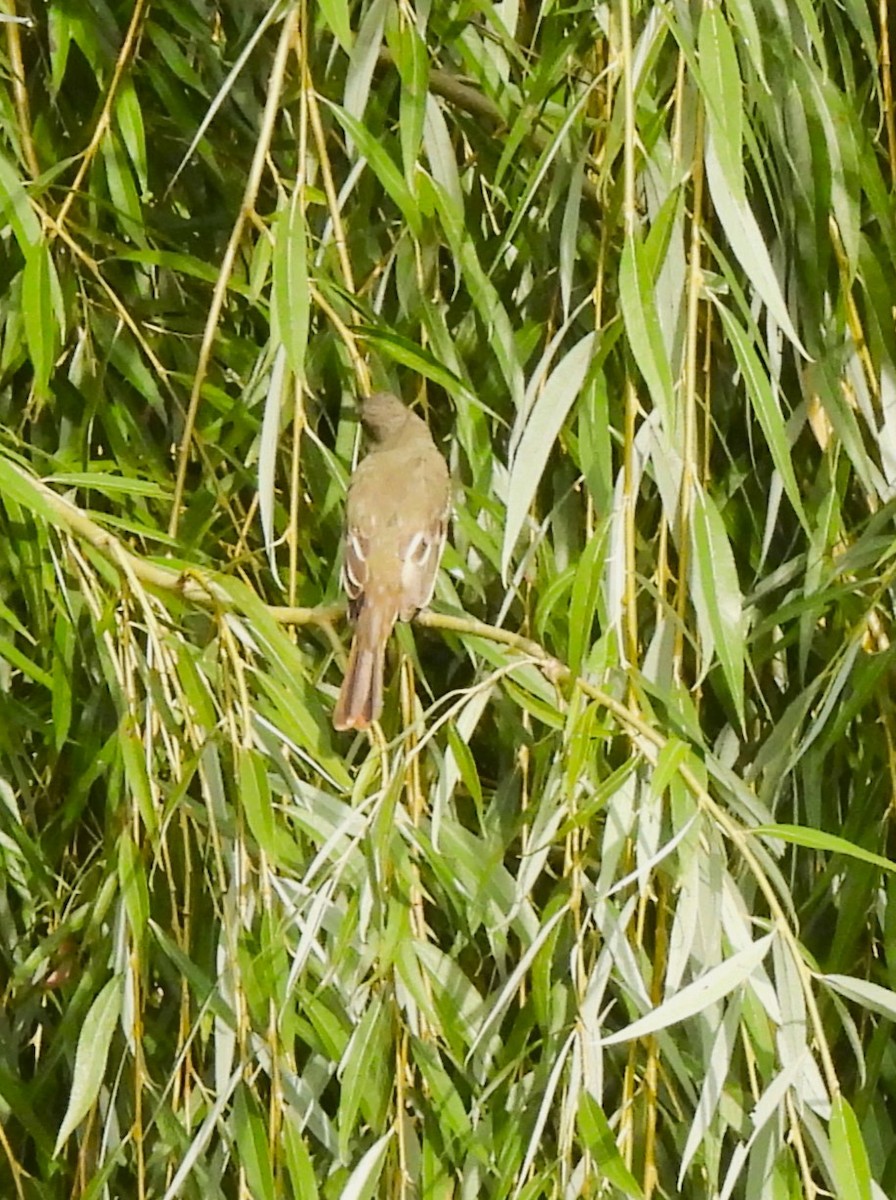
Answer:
[333,605,393,730]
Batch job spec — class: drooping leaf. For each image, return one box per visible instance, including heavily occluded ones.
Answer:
[54,976,123,1155]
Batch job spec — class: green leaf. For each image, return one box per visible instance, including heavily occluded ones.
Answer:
[699,8,807,355]
[751,824,896,872]
[343,0,387,134]
[410,1038,473,1143]
[54,976,123,1154]
[394,21,428,184]
[560,151,586,320]
[494,75,598,264]
[423,92,463,212]
[324,98,422,239]
[338,996,391,1159]
[319,0,352,51]
[356,327,477,408]
[503,332,596,577]
[446,722,483,808]
[272,190,311,380]
[698,6,745,194]
[822,974,896,1023]
[0,458,66,529]
[238,745,300,866]
[115,78,147,192]
[118,833,150,951]
[150,923,236,1025]
[46,471,167,498]
[283,1123,320,1199]
[428,177,524,408]
[715,304,809,531]
[101,129,145,245]
[239,745,276,857]
[0,149,41,251]
[567,528,605,675]
[602,931,775,1044]
[110,247,231,285]
[23,245,60,397]
[0,634,52,689]
[119,717,158,835]
[619,233,674,430]
[830,1095,873,1200]
[577,1092,644,1199]
[690,486,745,727]
[52,610,74,751]
[724,0,769,89]
[48,6,73,94]
[233,1087,276,1200]
[340,1130,393,1200]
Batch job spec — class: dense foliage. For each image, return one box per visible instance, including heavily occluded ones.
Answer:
[1,0,895,1196]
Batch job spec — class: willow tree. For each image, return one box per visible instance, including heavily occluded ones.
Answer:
[0,1,895,1197]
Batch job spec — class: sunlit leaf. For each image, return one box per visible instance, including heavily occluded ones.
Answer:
[619,231,675,432]
[602,932,775,1044]
[830,1095,873,1200]
[502,332,596,577]
[690,485,745,726]
[54,976,123,1154]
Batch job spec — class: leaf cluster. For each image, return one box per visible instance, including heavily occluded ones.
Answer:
[0,1,895,1198]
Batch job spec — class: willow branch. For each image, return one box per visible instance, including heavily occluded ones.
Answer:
[0,454,845,1096]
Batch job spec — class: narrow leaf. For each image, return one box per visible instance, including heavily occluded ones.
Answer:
[394,22,428,184]
[698,6,745,194]
[690,486,745,726]
[601,931,775,1044]
[619,233,674,430]
[258,344,286,587]
[283,1123,320,1200]
[54,976,123,1154]
[343,0,387,136]
[339,1129,393,1200]
[325,99,422,238]
[830,1095,873,1200]
[23,246,58,396]
[704,134,807,357]
[822,974,896,1023]
[118,833,150,950]
[272,190,311,380]
[429,178,524,408]
[698,9,806,356]
[119,717,157,834]
[423,94,463,212]
[115,78,147,192]
[560,152,586,321]
[502,332,596,577]
[716,304,809,531]
[751,824,896,872]
[578,1092,645,1198]
[338,996,391,1159]
[233,1087,276,1200]
[0,149,41,250]
[319,0,353,52]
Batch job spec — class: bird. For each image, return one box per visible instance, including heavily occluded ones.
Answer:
[332,391,451,731]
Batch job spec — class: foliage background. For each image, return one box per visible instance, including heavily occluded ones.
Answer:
[1,0,895,1196]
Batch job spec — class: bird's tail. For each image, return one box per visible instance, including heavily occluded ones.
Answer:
[332,603,394,730]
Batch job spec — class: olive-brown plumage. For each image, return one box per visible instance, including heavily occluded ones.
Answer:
[333,392,450,731]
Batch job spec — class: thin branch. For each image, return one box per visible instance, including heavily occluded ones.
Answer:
[0,455,847,1098]
[169,7,299,537]
[52,0,148,238]
[5,2,39,179]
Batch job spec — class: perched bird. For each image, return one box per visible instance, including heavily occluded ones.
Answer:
[333,391,450,731]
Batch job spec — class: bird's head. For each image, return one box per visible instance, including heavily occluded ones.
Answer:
[359,392,412,443]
